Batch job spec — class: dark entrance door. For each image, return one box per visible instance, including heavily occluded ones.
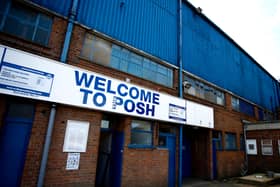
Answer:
[0,99,34,187]
[182,137,191,178]
[95,117,124,187]
[212,139,218,179]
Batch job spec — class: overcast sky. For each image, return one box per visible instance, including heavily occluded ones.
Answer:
[188,0,280,80]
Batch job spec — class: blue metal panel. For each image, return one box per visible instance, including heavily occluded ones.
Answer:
[182,2,279,111]
[0,120,33,186]
[111,131,124,187]
[76,0,178,64]
[30,0,71,16]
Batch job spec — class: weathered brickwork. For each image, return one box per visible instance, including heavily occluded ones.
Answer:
[21,102,51,187]
[247,129,280,173]
[43,106,102,186]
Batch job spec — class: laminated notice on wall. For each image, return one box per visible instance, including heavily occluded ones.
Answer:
[63,120,90,152]
[66,153,80,170]
[246,139,257,155]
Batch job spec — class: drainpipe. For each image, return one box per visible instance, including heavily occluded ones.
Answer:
[60,0,79,63]
[178,0,183,187]
[37,104,56,187]
[242,120,249,176]
[37,0,79,186]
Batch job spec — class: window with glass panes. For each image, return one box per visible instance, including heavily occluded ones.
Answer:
[81,33,173,87]
[261,139,273,155]
[225,133,237,150]
[183,75,225,105]
[212,131,222,150]
[130,120,153,147]
[0,2,52,46]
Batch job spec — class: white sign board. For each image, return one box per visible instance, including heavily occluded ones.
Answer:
[66,153,80,170]
[63,120,90,152]
[246,139,257,155]
[0,45,186,124]
[186,100,214,128]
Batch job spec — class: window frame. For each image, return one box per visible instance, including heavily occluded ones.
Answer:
[225,132,237,151]
[129,119,154,148]
[183,75,225,106]
[0,1,52,46]
[80,33,174,88]
[231,96,240,111]
[261,139,273,156]
[212,131,223,150]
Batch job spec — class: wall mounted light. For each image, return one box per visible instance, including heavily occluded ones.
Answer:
[183,80,192,89]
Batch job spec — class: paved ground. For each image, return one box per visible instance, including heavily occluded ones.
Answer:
[182,178,280,187]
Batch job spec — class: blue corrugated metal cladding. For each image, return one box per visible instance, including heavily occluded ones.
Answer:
[29,0,178,64]
[30,0,71,16]
[28,0,280,111]
[76,0,178,64]
[182,2,279,111]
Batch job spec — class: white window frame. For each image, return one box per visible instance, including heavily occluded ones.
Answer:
[278,140,280,155]
[261,139,273,156]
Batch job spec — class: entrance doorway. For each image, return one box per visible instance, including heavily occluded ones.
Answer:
[0,98,35,187]
[182,126,210,181]
[95,115,124,187]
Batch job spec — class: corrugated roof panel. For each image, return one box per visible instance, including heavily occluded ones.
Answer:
[77,0,178,65]
[29,0,71,16]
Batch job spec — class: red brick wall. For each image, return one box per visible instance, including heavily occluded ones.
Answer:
[42,105,102,186]
[122,149,169,187]
[216,151,245,178]
[185,91,252,179]
[21,102,51,187]
[247,129,280,173]
[121,119,169,187]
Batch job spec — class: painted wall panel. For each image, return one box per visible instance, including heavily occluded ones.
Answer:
[186,100,214,128]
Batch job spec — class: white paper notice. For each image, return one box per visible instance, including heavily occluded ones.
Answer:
[63,120,90,152]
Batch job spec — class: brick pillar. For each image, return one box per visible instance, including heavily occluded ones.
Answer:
[225,93,232,111]
[254,106,259,121]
